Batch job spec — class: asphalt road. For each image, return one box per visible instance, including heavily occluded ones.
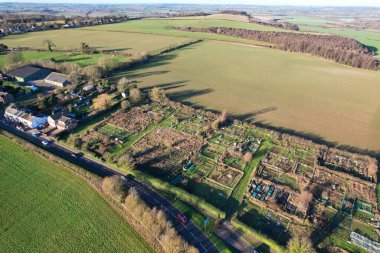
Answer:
[0,120,219,253]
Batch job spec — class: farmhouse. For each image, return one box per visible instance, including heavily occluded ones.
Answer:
[4,106,47,129]
[44,72,71,87]
[47,114,78,131]
[8,66,51,83]
[0,92,14,104]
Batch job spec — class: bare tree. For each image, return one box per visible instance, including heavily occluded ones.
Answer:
[101,175,125,198]
[42,39,56,52]
[117,77,129,93]
[129,88,142,104]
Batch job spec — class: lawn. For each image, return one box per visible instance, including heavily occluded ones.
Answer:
[0,135,152,253]
[0,28,191,53]
[0,50,128,68]
[115,40,380,151]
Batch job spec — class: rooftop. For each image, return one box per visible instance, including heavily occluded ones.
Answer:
[8,66,42,79]
[45,72,70,84]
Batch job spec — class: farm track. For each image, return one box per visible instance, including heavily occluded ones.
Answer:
[0,119,219,253]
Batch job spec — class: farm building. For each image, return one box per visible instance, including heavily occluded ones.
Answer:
[44,72,71,87]
[4,106,46,129]
[0,92,14,104]
[48,114,78,131]
[8,66,51,83]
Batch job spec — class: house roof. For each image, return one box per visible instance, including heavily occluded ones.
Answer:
[8,66,42,79]
[45,72,70,84]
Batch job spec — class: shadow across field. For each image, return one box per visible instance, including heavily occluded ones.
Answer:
[110,53,178,81]
[142,80,189,91]
[55,56,93,64]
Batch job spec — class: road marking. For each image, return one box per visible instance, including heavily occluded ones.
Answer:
[190,232,197,240]
[200,243,207,252]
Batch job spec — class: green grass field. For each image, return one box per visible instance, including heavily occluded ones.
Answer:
[0,28,191,53]
[85,18,281,46]
[282,16,380,53]
[168,14,251,22]
[0,51,128,68]
[0,18,281,52]
[0,135,153,253]
[299,26,380,54]
[114,40,380,151]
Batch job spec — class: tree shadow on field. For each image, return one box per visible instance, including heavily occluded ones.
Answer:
[234,107,277,121]
[102,47,132,53]
[109,53,178,81]
[142,80,189,92]
[56,57,92,64]
[132,53,178,71]
[127,70,170,79]
[168,88,215,102]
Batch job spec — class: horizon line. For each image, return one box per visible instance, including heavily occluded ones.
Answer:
[0,1,380,7]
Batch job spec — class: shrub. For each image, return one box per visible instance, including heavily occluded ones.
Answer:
[101,175,125,199]
[93,94,113,111]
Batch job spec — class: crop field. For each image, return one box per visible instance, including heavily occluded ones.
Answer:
[0,135,152,253]
[117,40,380,151]
[0,51,128,68]
[0,28,191,53]
[83,18,281,46]
[168,14,251,22]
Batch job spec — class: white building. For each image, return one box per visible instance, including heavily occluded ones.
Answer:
[44,72,71,87]
[4,106,47,129]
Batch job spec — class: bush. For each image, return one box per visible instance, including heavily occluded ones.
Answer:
[101,175,125,199]
[124,187,198,253]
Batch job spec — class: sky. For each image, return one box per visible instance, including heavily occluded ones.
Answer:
[1,0,380,7]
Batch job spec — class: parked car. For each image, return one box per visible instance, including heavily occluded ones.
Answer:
[71,152,84,159]
[32,133,39,138]
[126,174,135,180]
[177,212,188,224]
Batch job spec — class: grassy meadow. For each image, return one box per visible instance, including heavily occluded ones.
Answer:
[0,28,191,53]
[0,17,280,52]
[0,135,152,253]
[299,26,380,54]
[167,13,251,22]
[0,51,128,68]
[113,40,380,151]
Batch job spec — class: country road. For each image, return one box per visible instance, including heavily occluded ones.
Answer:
[0,120,219,253]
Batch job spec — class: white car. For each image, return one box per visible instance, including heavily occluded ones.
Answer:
[41,140,49,146]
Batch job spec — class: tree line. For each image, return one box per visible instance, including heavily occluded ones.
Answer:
[175,26,380,70]
[249,18,300,31]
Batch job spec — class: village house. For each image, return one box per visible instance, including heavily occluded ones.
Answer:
[4,106,47,129]
[8,66,51,83]
[47,114,78,131]
[44,72,71,87]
